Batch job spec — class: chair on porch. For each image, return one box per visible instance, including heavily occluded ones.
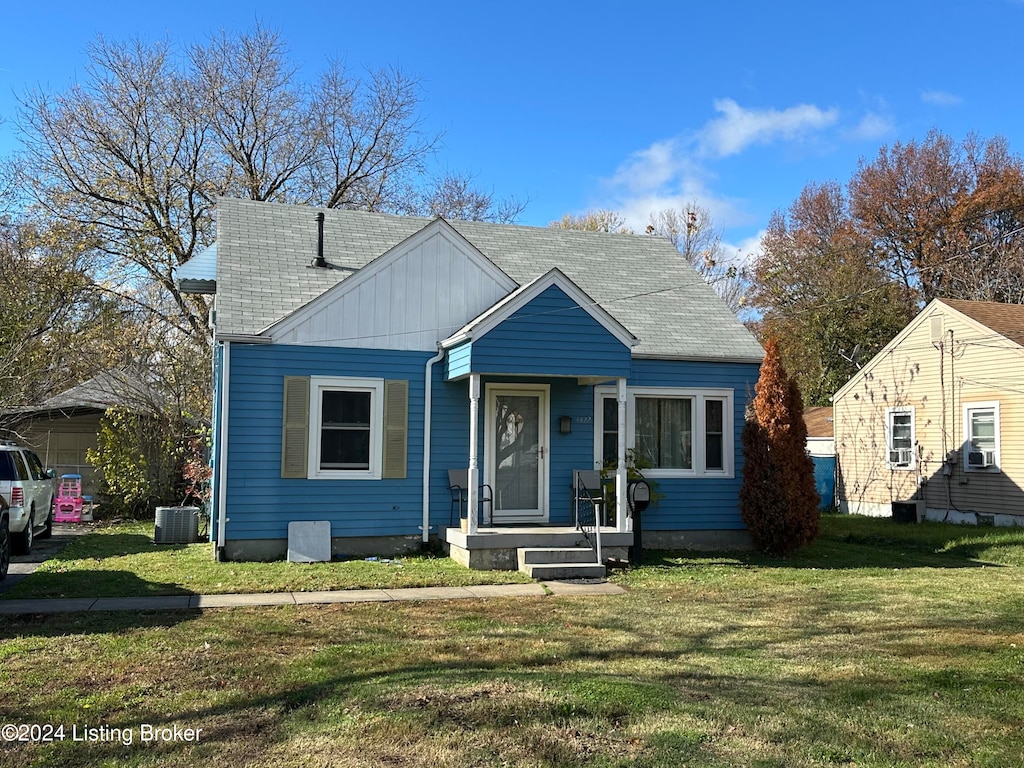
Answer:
[573,470,607,528]
[448,469,494,526]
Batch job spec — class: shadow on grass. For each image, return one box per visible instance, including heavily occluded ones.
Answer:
[49,532,190,560]
[638,515,1024,571]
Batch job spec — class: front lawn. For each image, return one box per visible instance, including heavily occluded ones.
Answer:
[1,521,531,599]
[1,514,1023,766]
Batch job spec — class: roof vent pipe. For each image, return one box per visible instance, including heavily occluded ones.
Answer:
[314,212,327,268]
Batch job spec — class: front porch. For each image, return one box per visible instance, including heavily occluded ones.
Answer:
[444,524,633,572]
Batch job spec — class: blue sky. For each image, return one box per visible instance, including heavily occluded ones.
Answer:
[2,0,1022,263]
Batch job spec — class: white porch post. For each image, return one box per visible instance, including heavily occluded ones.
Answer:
[467,373,481,535]
[616,376,628,532]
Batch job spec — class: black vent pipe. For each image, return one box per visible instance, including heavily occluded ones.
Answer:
[314,212,327,268]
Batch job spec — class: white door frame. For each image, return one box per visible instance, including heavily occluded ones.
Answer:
[484,383,550,523]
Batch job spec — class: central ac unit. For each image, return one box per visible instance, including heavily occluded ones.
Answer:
[154,506,200,544]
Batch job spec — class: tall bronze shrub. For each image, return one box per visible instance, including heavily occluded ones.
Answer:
[740,338,820,554]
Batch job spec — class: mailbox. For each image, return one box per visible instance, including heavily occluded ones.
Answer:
[627,479,651,566]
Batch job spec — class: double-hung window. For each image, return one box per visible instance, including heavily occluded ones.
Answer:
[885,407,915,469]
[963,401,1000,471]
[309,377,384,479]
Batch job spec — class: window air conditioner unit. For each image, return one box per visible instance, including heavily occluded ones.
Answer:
[968,450,996,468]
[888,448,912,466]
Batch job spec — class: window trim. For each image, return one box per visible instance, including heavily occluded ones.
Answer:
[885,406,916,471]
[963,400,1001,473]
[593,386,734,478]
[308,377,384,480]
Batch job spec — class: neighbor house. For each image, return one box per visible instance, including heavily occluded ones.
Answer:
[1,370,155,499]
[833,298,1024,526]
[177,198,764,567]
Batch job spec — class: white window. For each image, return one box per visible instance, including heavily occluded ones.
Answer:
[595,387,734,478]
[309,377,384,479]
[963,401,1000,472]
[885,407,915,469]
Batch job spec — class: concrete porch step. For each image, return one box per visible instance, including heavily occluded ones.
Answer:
[517,547,606,580]
[518,547,600,565]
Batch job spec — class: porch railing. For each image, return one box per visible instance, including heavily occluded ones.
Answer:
[573,474,603,565]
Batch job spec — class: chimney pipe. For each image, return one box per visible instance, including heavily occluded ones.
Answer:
[314,212,327,268]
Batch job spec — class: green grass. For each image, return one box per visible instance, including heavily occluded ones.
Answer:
[1,514,1023,766]
[1,522,531,599]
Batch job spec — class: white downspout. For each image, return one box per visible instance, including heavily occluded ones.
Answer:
[421,345,446,543]
[216,341,231,560]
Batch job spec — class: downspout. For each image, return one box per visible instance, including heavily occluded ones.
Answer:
[421,344,446,543]
[216,341,231,561]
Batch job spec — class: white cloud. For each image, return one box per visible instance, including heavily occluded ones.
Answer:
[847,111,894,140]
[698,98,839,158]
[921,89,962,106]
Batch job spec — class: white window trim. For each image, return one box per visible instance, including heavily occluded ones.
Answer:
[963,400,1001,473]
[593,386,734,478]
[308,376,384,480]
[885,406,916,471]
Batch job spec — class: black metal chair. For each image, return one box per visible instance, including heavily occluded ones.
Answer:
[448,469,494,526]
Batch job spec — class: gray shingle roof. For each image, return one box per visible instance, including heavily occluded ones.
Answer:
[213,197,763,362]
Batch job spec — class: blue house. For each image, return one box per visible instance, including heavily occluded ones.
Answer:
[177,198,764,568]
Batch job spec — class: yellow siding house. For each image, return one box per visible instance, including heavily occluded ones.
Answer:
[833,299,1024,526]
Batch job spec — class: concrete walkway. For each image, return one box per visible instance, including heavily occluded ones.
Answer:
[0,580,625,615]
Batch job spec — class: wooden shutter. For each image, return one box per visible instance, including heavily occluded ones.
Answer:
[281,377,310,478]
[382,380,408,479]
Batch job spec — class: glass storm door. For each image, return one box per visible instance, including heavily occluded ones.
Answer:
[486,386,549,523]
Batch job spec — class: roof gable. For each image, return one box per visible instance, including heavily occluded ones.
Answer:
[442,268,637,349]
[939,299,1024,348]
[832,298,1024,402]
[267,219,518,350]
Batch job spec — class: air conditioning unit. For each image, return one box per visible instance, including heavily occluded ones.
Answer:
[888,448,912,467]
[967,450,996,468]
[154,506,200,544]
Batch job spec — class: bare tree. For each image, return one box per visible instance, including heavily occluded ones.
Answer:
[646,204,748,313]
[18,26,519,348]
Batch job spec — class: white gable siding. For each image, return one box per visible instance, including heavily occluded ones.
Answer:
[270,228,515,351]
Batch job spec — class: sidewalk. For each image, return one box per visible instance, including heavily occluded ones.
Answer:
[0,580,625,615]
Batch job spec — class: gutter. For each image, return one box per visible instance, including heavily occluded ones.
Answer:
[216,341,231,561]
[421,345,446,543]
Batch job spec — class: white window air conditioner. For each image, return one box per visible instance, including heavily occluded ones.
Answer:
[968,450,996,468]
[888,448,912,467]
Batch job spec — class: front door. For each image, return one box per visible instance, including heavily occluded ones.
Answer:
[485,385,549,523]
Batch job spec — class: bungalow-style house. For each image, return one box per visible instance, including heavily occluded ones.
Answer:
[177,198,764,568]
[833,298,1024,526]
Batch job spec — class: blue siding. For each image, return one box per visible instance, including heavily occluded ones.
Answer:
[224,344,432,543]
[452,286,632,379]
[220,343,759,548]
[629,359,760,532]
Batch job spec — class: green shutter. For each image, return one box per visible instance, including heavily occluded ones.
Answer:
[281,377,310,478]
[382,380,408,479]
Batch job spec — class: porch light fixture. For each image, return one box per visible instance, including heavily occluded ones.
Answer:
[560,416,572,434]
